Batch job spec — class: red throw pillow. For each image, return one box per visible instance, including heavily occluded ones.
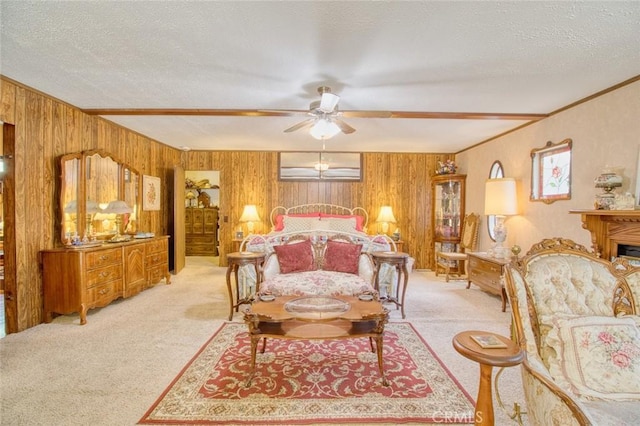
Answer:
[323,240,362,274]
[274,213,320,231]
[273,240,315,274]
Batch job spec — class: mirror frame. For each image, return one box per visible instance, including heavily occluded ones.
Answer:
[530,138,572,204]
[278,152,362,181]
[487,160,505,241]
[58,149,141,245]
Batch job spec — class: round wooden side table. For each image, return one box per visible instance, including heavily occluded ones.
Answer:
[226,251,265,321]
[452,330,524,426]
[371,251,410,319]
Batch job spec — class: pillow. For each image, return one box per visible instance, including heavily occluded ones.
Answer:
[273,240,315,274]
[320,213,365,231]
[282,216,322,233]
[546,315,640,401]
[321,217,358,233]
[274,213,320,231]
[322,240,362,274]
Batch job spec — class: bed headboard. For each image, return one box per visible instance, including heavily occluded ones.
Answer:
[270,204,368,229]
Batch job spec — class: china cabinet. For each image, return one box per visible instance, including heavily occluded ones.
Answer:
[432,174,466,263]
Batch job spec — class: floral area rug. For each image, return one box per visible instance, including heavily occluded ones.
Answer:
[139,322,474,425]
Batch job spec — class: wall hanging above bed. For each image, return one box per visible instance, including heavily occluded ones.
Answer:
[278,152,362,181]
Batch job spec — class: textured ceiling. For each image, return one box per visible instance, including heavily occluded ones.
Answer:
[1,1,639,153]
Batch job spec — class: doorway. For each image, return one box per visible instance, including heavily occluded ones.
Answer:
[185,171,220,266]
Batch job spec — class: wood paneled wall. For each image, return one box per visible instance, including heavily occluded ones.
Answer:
[182,151,454,270]
[0,77,181,332]
[1,75,454,333]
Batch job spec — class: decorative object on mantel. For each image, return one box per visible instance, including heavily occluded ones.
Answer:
[436,159,457,175]
[594,166,623,210]
[613,192,636,210]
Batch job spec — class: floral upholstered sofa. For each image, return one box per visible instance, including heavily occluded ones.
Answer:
[504,238,640,425]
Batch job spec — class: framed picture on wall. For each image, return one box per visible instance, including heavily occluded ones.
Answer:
[143,175,161,211]
[530,138,572,203]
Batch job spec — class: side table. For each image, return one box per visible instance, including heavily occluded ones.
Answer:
[467,252,511,312]
[226,251,265,321]
[371,251,410,319]
[452,330,524,426]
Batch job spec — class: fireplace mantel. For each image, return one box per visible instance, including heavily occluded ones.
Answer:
[570,210,640,260]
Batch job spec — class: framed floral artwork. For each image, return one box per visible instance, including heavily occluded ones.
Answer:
[143,175,161,211]
[530,138,572,203]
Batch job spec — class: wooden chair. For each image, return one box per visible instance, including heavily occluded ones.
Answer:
[435,213,479,282]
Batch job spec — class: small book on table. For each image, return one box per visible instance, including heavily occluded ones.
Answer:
[470,334,508,349]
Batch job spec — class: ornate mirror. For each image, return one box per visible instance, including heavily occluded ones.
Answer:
[58,150,140,244]
[487,161,504,241]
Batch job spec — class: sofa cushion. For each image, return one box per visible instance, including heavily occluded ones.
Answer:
[323,240,362,274]
[273,240,315,274]
[259,270,375,297]
[546,315,640,401]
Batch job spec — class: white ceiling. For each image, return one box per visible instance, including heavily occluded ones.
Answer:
[1,1,639,153]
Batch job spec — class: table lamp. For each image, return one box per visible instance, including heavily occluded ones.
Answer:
[376,206,397,235]
[239,204,260,234]
[484,178,517,258]
[103,200,133,240]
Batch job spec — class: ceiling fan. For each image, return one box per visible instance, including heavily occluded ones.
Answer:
[283,86,368,138]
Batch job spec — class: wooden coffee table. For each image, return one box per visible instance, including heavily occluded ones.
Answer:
[243,295,389,386]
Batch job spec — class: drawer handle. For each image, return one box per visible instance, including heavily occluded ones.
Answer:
[99,255,109,261]
[99,288,109,295]
[99,271,111,278]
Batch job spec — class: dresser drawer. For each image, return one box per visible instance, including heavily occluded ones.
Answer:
[146,251,168,266]
[86,279,122,305]
[147,266,167,286]
[86,248,122,269]
[86,264,123,288]
[146,239,167,254]
[186,235,217,244]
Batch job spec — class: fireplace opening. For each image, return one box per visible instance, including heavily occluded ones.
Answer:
[617,244,640,265]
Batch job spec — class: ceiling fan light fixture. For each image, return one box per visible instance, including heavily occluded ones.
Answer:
[309,118,341,140]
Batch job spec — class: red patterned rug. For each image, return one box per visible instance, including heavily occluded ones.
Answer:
[139,322,474,425]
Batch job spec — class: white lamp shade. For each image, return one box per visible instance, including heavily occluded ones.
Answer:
[310,119,341,140]
[103,200,133,214]
[376,206,397,223]
[239,205,260,223]
[86,200,101,214]
[485,178,518,216]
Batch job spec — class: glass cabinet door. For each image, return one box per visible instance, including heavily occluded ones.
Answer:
[432,174,466,243]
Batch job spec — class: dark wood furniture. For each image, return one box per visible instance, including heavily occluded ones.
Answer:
[225,251,265,321]
[452,330,524,426]
[244,295,389,386]
[41,236,170,325]
[467,252,510,312]
[371,251,410,319]
[185,207,218,256]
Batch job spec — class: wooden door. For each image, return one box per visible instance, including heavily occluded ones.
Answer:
[173,166,185,274]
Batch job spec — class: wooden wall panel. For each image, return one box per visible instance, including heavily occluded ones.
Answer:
[0,77,181,332]
[182,150,455,269]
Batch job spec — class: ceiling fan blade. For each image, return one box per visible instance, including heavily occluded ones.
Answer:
[284,118,315,133]
[334,118,356,134]
[319,92,340,113]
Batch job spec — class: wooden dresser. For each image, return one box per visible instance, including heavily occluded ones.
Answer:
[185,207,219,256]
[467,252,510,312]
[41,236,170,325]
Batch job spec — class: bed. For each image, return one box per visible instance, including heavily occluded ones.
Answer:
[235,204,410,303]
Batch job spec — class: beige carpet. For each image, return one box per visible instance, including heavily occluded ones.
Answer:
[0,257,526,425]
